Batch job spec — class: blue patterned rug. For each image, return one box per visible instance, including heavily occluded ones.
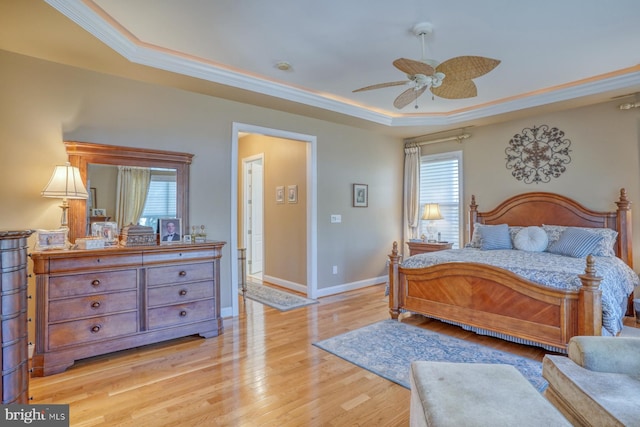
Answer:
[242,282,318,311]
[314,319,547,392]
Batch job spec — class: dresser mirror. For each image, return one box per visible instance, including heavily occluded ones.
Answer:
[65,141,193,243]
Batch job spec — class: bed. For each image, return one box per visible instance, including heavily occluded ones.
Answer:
[388,189,636,352]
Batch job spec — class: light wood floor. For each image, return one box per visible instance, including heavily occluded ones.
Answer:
[29,284,605,426]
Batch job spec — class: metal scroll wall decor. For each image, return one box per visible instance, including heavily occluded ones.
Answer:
[505,124,571,184]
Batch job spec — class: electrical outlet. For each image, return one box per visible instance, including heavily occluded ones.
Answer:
[332,265,338,274]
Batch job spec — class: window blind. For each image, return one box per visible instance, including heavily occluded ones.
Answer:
[419,151,462,247]
[139,171,177,229]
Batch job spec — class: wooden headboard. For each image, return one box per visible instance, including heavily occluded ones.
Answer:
[468,189,633,268]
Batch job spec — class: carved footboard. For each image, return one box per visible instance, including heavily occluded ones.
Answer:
[388,242,602,351]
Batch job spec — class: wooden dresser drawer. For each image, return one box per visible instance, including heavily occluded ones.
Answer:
[148,281,214,307]
[48,290,138,322]
[147,299,214,330]
[49,269,138,299]
[47,253,142,273]
[2,312,27,343]
[48,312,139,349]
[143,248,216,265]
[147,262,213,287]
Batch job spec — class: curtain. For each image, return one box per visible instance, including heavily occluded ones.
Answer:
[115,166,151,230]
[403,145,421,245]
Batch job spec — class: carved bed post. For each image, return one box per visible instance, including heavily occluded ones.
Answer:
[469,195,478,244]
[578,255,603,336]
[615,188,633,268]
[388,241,402,319]
[615,188,634,316]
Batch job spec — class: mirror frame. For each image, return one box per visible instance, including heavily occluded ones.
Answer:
[65,141,193,243]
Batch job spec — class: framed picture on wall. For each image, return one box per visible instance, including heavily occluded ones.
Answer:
[353,183,368,207]
[288,185,298,203]
[276,186,285,204]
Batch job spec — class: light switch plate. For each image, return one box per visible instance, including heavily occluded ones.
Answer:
[330,214,342,223]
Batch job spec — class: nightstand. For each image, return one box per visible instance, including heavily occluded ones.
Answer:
[407,241,453,256]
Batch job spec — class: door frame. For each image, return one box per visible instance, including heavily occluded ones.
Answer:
[230,123,318,317]
[242,153,264,280]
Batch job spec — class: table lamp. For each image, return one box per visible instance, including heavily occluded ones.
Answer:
[41,162,89,229]
[422,203,443,242]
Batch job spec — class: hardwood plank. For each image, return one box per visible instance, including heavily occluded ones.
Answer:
[30,283,611,426]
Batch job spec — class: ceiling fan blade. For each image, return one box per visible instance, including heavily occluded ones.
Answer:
[393,58,434,76]
[394,86,428,109]
[352,81,408,92]
[431,79,477,99]
[436,56,500,81]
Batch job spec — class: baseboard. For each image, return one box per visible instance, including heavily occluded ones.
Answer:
[221,274,388,318]
[314,275,387,297]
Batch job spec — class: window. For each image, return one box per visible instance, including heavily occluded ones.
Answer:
[139,169,177,231]
[418,151,462,247]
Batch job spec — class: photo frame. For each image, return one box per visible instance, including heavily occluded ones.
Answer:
[92,208,107,216]
[287,185,298,204]
[91,221,119,246]
[160,218,182,243]
[353,183,368,207]
[276,186,285,204]
[35,229,68,251]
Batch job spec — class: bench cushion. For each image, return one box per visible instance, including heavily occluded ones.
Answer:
[410,361,569,427]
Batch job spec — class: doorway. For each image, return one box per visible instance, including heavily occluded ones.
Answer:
[242,154,264,282]
[230,123,317,318]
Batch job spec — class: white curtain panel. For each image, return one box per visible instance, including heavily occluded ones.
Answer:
[115,166,151,229]
[403,145,421,246]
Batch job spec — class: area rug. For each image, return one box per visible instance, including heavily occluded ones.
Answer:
[313,319,547,392]
[241,282,318,312]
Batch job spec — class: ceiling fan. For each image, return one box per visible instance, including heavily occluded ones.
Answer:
[353,22,501,109]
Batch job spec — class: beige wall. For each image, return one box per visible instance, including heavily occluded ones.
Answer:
[420,102,640,267]
[238,134,307,286]
[0,49,404,341]
[3,47,639,345]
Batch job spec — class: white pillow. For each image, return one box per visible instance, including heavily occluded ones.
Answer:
[513,226,548,252]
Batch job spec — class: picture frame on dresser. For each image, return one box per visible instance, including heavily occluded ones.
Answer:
[160,218,182,243]
[34,229,67,251]
[91,221,119,246]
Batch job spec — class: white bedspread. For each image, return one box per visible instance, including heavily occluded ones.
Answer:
[402,249,638,336]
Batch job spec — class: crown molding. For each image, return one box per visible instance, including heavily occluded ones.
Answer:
[45,0,640,129]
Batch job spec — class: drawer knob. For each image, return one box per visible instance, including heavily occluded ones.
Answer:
[90,325,101,333]
[179,310,187,317]
[179,289,187,296]
[91,279,101,287]
[91,301,101,309]
[179,271,187,277]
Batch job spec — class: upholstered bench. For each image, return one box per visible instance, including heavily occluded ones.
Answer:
[409,361,570,427]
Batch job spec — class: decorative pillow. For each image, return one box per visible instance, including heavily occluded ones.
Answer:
[513,226,548,252]
[547,227,604,258]
[478,224,513,250]
[468,224,521,248]
[543,225,617,257]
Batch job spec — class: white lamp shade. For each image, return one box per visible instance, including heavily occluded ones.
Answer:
[41,162,89,199]
[422,203,443,220]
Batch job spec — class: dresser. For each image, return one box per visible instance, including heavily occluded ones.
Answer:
[1,230,33,404]
[406,241,453,256]
[30,241,225,376]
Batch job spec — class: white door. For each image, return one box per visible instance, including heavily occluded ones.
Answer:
[244,156,264,278]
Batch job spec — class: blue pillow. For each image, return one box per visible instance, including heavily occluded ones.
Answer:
[547,228,603,258]
[479,224,512,250]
